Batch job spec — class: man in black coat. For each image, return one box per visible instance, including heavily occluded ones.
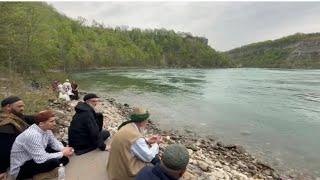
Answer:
[68,93,110,155]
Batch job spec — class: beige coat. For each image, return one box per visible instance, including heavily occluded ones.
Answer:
[106,123,147,180]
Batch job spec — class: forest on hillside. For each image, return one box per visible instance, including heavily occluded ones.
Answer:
[0,2,231,74]
[227,33,320,68]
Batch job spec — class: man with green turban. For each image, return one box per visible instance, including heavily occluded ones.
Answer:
[136,144,190,180]
[107,107,162,180]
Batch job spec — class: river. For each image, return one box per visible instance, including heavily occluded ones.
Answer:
[72,68,320,176]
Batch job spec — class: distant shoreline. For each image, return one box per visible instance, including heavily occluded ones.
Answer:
[69,67,320,75]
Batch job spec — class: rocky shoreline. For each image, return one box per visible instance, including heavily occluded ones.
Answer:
[48,95,298,180]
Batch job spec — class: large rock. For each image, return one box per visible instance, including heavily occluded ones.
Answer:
[230,170,248,180]
[186,145,198,153]
[237,161,248,169]
[198,161,210,172]
[187,148,194,156]
[206,168,229,179]
[182,171,196,180]
[214,161,223,168]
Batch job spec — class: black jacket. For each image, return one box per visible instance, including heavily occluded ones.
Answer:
[68,102,105,154]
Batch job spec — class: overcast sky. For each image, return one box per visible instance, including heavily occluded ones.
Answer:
[49,1,320,51]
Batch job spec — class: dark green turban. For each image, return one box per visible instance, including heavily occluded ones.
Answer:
[118,107,150,130]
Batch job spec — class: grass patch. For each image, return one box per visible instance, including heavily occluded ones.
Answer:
[0,70,68,114]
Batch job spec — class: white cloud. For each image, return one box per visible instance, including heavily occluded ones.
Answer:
[49,1,320,51]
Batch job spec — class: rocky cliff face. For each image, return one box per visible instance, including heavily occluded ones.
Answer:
[286,39,320,61]
[226,33,320,68]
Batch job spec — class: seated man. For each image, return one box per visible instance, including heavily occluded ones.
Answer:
[136,144,190,180]
[68,93,110,155]
[107,107,162,180]
[0,96,34,178]
[10,110,74,180]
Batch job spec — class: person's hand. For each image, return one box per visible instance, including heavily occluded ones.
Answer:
[103,121,108,129]
[62,147,74,157]
[0,172,7,180]
[156,136,164,144]
[147,135,163,144]
[105,144,111,151]
[63,147,74,157]
[146,135,158,144]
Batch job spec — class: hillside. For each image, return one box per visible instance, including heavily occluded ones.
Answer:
[0,2,231,74]
[226,33,320,68]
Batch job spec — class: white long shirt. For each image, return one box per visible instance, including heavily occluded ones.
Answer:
[130,124,159,162]
[63,82,72,92]
[10,124,64,177]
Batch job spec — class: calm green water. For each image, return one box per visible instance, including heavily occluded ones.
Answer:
[72,68,320,176]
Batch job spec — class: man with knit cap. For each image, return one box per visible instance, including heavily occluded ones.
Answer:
[10,110,74,179]
[107,107,162,180]
[0,96,35,179]
[136,144,190,180]
[69,93,110,155]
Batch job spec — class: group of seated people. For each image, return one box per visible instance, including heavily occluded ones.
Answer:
[52,79,79,101]
[0,93,190,180]
[0,96,75,180]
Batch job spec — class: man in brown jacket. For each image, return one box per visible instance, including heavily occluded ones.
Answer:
[106,107,162,180]
[0,96,34,179]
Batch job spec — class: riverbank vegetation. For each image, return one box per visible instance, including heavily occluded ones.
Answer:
[0,68,67,114]
[1,2,319,79]
[0,2,231,76]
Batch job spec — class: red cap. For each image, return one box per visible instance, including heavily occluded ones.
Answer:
[35,110,55,123]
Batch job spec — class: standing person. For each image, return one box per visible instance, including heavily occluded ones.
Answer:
[58,81,70,101]
[63,79,73,101]
[68,93,110,155]
[51,80,59,92]
[136,144,190,180]
[62,79,72,93]
[70,80,79,100]
[10,110,73,180]
[57,81,63,94]
[0,96,34,178]
[107,107,162,180]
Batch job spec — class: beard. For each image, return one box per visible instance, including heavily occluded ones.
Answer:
[139,127,147,135]
[12,110,24,119]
